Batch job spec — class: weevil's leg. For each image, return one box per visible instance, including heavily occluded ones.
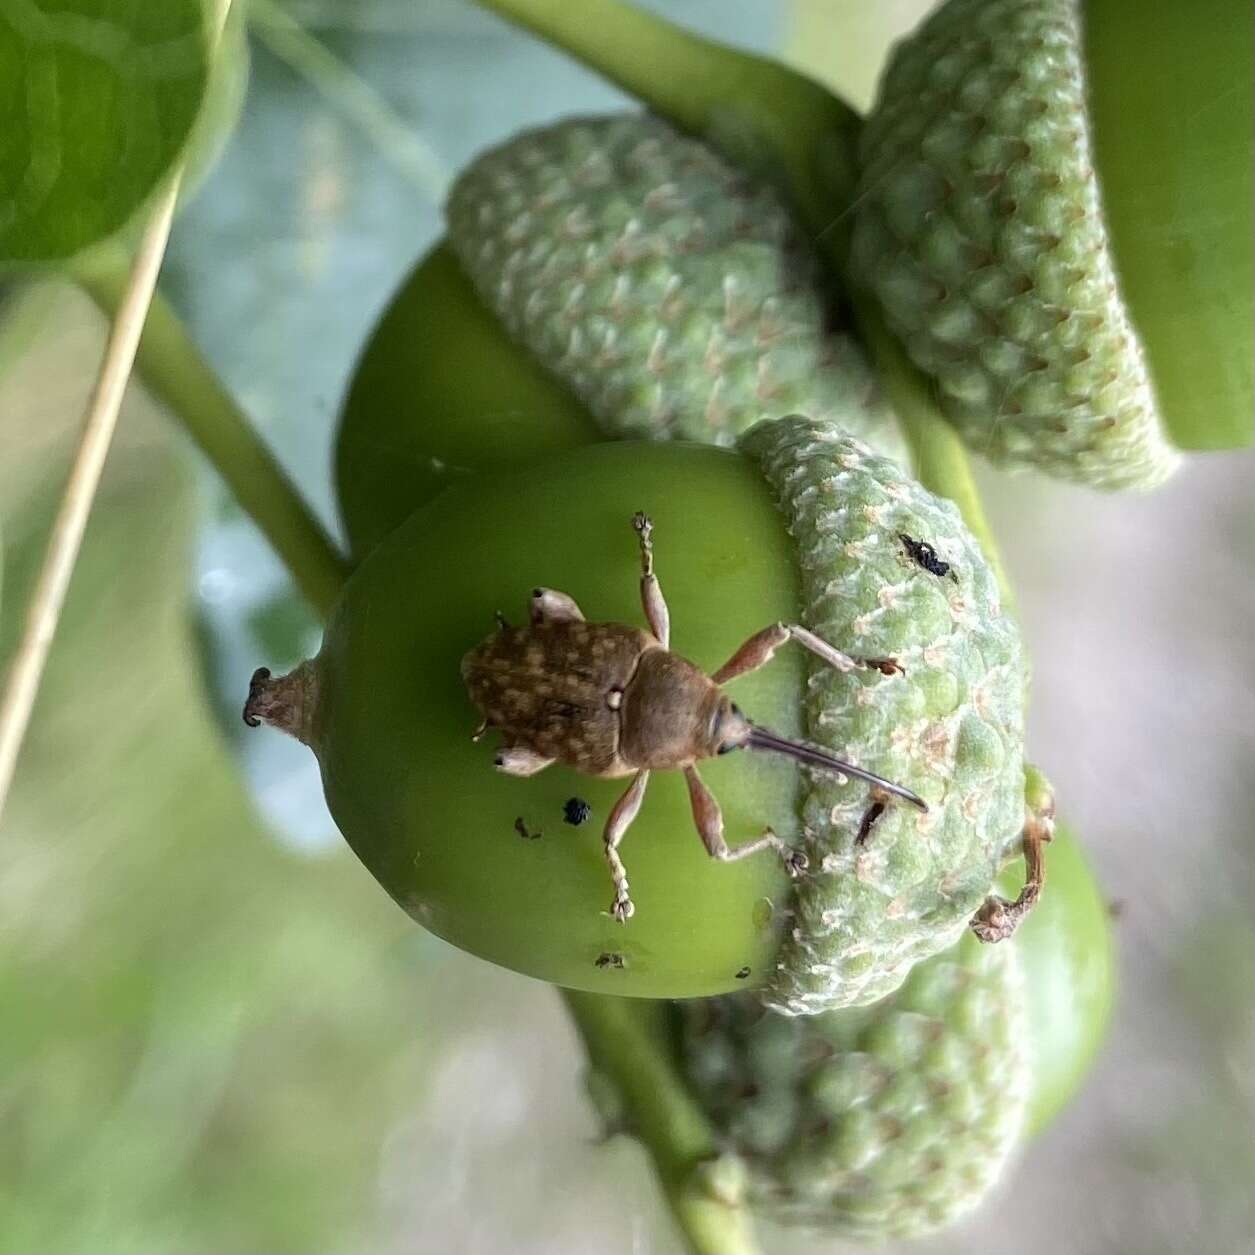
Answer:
[604,769,650,921]
[710,623,790,684]
[632,512,670,647]
[970,809,1051,943]
[711,621,900,686]
[471,717,489,742]
[493,745,555,777]
[684,765,808,874]
[529,587,586,625]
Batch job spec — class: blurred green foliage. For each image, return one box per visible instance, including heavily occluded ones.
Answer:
[0,283,448,1252]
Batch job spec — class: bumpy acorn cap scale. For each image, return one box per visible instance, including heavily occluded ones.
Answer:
[740,417,1026,1013]
[679,932,1029,1239]
[447,112,903,459]
[852,0,1179,490]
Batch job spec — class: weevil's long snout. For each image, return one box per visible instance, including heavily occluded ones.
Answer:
[746,725,929,811]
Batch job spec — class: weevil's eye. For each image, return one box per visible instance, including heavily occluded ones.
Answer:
[731,704,742,717]
[717,742,736,755]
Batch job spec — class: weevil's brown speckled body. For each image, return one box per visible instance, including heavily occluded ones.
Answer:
[461,620,725,778]
[452,514,928,925]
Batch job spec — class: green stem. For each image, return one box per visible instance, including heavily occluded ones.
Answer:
[473,0,860,234]
[563,992,760,1255]
[73,246,349,619]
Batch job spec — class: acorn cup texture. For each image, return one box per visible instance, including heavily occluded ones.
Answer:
[851,0,1180,491]
[742,417,1026,1014]
[446,112,903,459]
[677,931,1029,1240]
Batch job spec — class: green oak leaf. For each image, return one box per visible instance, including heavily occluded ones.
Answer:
[0,0,210,266]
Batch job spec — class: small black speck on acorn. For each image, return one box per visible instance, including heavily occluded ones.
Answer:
[563,796,593,826]
[856,800,886,848]
[898,532,954,580]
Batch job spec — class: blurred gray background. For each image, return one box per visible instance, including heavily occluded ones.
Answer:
[1,2,1251,1251]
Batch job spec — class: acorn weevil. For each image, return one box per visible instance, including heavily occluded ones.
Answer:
[462,513,928,922]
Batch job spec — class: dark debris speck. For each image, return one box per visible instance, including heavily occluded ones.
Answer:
[855,800,886,848]
[899,532,955,580]
[735,966,751,980]
[563,796,592,826]
[514,816,542,840]
[595,952,626,971]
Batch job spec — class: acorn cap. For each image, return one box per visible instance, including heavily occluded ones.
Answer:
[446,113,903,459]
[851,0,1180,490]
[741,417,1026,1013]
[679,930,1029,1239]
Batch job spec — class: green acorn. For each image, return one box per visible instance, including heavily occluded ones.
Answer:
[851,0,1179,490]
[322,110,1026,1013]
[256,413,1026,1010]
[445,112,901,456]
[674,820,1110,1239]
[679,931,1027,1239]
[337,110,909,559]
[335,243,601,557]
[468,0,1249,480]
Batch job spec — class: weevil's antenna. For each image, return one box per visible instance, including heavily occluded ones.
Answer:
[746,725,928,811]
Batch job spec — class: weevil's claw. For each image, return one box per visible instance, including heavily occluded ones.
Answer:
[972,801,1050,942]
[610,891,635,923]
[863,656,903,677]
[970,896,1021,943]
[970,877,1043,943]
[631,511,652,539]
